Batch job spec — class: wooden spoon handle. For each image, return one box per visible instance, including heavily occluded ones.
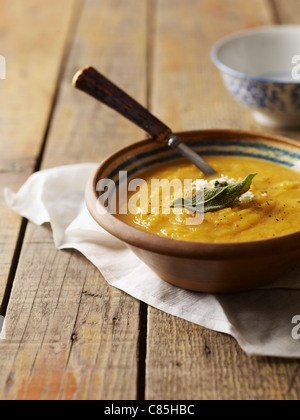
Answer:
[73,66,172,142]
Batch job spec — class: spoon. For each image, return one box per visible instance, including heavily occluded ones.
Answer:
[73,66,216,175]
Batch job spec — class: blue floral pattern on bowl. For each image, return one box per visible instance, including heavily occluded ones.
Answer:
[211,26,300,128]
[222,73,300,112]
[221,73,300,128]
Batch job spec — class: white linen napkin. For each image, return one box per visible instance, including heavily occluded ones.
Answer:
[4,163,300,358]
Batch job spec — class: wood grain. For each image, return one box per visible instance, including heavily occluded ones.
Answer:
[151,0,271,132]
[0,0,77,307]
[146,312,300,400]
[273,0,300,24]
[146,0,300,400]
[0,225,140,400]
[2,0,300,401]
[0,0,148,400]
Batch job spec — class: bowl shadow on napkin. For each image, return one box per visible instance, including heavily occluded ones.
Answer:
[214,288,300,357]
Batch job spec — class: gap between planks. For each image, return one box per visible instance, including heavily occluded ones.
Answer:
[267,0,282,24]
[135,0,159,399]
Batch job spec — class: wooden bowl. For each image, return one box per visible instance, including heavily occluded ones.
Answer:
[85,129,300,293]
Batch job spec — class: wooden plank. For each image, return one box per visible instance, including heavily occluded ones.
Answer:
[0,0,147,400]
[151,0,271,133]
[147,312,300,400]
[41,0,149,168]
[146,0,300,400]
[0,0,77,306]
[0,225,140,400]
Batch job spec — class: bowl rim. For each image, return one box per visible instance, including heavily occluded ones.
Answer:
[211,24,300,85]
[85,128,300,260]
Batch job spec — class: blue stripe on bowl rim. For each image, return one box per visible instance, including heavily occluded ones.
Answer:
[106,140,300,183]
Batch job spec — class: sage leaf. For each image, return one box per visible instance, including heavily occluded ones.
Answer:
[171,173,257,214]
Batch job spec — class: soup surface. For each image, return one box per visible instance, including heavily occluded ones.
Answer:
[116,156,300,243]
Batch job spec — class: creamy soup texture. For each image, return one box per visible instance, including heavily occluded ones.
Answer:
[116,156,300,243]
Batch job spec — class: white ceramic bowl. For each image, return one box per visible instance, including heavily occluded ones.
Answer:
[211,25,300,128]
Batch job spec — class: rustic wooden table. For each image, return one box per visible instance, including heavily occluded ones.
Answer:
[1,0,300,400]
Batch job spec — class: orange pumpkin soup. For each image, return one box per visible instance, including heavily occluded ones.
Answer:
[116,156,300,243]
